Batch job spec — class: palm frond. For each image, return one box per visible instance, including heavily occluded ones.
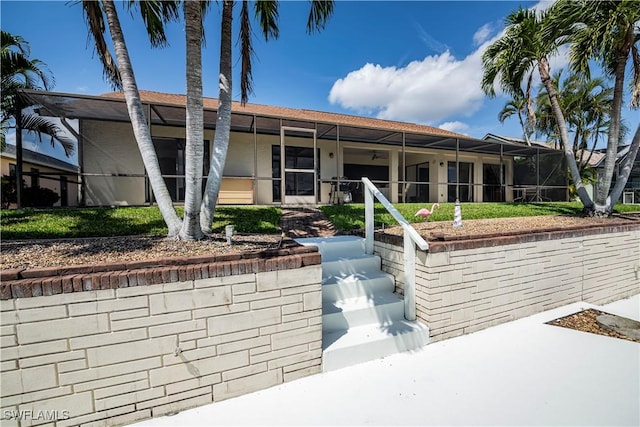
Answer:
[128,0,180,48]
[254,0,279,41]
[307,0,334,34]
[20,112,75,157]
[81,0,122,90]
[240,0,254,104]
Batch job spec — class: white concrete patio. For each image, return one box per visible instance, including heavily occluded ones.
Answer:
[132,294,640,426]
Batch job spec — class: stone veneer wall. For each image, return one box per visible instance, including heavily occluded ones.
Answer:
[374,222,640,342]
[0,246,322,427]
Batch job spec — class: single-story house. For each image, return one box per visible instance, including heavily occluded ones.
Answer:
[16,90,566,207]
[1,144,79,207]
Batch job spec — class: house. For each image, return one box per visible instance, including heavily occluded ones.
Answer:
[17,90,566,207]
[1,144,79,207]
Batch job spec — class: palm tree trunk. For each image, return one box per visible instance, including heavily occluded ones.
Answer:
[609,123,640,206]
[538,57,594,210]
[596,24,634,212]
[179,0,204,240]
[102,0,182,236]
[200,0,233,233]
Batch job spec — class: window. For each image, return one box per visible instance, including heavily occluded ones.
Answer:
[9,164,16,177]
[448,162,474,202]
[147,138,210,202]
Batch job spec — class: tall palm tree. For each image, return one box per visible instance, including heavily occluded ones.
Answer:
[82,0,334,238]
[83,0,183,236]
[199,0,334,232]
[482,7,593,209]
[180,0,205,240]
[1,31,75,155]
[535,71,617,170]
[547,0,640,213]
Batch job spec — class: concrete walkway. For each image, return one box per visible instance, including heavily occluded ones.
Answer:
[132,295,640,426]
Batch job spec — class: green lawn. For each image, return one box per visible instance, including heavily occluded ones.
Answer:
[0,206,281,239]
[1,202,638,240]
[319,202,640,231]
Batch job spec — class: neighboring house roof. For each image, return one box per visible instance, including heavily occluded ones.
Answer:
[482,133,554,149]
[1,144,79,173]
[575,149,606,167]
[101,90,463,139]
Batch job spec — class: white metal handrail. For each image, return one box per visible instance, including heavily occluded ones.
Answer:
[361,177,429,321]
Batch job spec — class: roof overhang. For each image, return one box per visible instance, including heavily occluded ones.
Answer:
[20,90,557,158]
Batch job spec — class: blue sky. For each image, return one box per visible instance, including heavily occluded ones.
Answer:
[2,0,638,163]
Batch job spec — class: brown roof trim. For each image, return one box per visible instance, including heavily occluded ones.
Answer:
[100,90,465,139]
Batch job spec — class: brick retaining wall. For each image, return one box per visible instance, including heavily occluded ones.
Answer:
[0,247,322,426]
[374,222,640,341]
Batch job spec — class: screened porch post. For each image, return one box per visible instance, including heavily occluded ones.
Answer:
[536,147,540,200]
[402,132,406,203]
[253,114,258,205]
[455,138,459,201]
[15,100,23,208]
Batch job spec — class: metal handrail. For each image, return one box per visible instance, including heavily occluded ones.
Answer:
[361,177,429,321]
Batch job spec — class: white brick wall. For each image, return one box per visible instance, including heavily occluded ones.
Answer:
[375,227,640,341]
[1,265,322,426]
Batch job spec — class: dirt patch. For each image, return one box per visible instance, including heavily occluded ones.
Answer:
[547,309,640,343]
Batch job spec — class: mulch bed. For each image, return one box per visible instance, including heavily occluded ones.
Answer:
[547,309,640,344]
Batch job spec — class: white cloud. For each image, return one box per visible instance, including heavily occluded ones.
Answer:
[327,0,571,128]
[329,47,488,125]
[473,24,493,46]
[438,121,469,134]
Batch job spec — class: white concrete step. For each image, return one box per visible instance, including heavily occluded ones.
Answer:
[322,321,430,372]
[296,236,365,262]
[322,270,395,302]
[322,254,381,278]
[323,294,405,332]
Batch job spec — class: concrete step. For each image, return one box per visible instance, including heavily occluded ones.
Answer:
[322,321,430,371]
[322,270,395,302]
[296,236,365,262]
[323,293,405,332]
[322,254,381,279]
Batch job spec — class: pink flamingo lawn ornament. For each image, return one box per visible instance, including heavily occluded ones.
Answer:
[415,203,440,220]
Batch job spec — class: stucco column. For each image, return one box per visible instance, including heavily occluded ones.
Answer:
[390,149,399,203]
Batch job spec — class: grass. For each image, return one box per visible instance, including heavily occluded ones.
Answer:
[320,202,640,231]
[0,206,281,240]
[1,202,638,240]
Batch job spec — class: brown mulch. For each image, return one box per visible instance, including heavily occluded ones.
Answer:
[547,309,640,344]
[0,210,637,271]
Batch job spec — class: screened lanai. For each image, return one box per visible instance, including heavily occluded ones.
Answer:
[15,90,568,207]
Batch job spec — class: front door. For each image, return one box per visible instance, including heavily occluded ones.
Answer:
[281,127,317,205]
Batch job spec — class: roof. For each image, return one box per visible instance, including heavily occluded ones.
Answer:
[20,89,558,157]
[483,133,554,149]
[102,90,463,139]
[1,144,79,173]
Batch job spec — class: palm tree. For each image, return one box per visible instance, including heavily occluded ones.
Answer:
[535,71,617,170]
[547,0,640,214]
[82,0,334,238]
[199,0,334,232]
[497,92,533,146]
[83,0,183,236]
[2,30,77,208]
[482,7,593,209]
[180,0,205,240]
